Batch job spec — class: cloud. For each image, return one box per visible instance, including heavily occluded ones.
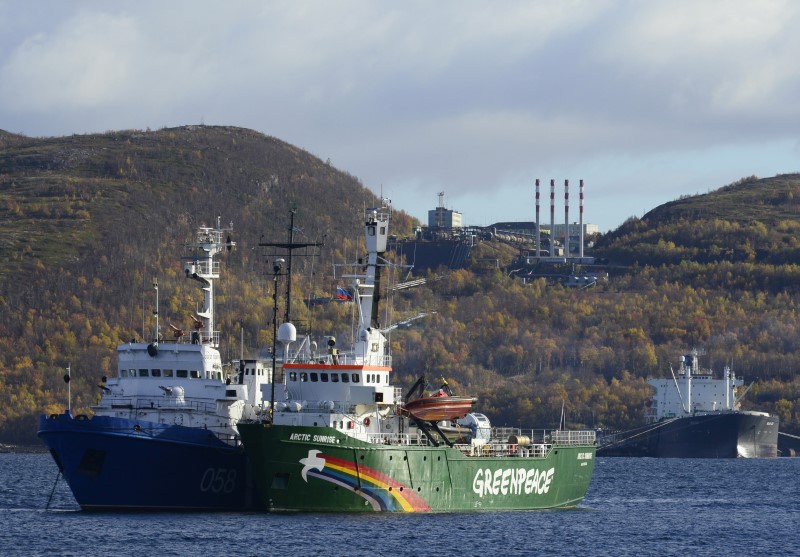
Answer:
[2,12,141,110]
[1,0,799,230]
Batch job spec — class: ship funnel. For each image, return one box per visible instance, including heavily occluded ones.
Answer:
[564,180,569,257]
[579,179,584,258]
[535,179,541,257]
[549,179,555,257]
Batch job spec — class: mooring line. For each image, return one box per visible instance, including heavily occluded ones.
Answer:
[45,471,62,510]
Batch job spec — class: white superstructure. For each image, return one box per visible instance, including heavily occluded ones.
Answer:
[645,349,761,422]
[91,218,272,440]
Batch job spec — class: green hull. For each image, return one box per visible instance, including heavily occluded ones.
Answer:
[238,423,595,512]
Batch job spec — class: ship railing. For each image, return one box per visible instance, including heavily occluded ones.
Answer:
[491,427,596,446]
[307,350,391,368]
[216,432,242,447]
[185,259,221,277]
[549,429,596,446]
[364,432,429,446]
[96,396,218,415]
[153,329,221,345]
[453,442,552,458]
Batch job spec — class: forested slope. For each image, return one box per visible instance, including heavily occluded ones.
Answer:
[394,174,800,434]
[0,125,414,443]
[1,127,798,444]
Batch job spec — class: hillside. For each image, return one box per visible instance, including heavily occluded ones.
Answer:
[598,174,800,268]
[0,125,416,443]
[1,128,799,445]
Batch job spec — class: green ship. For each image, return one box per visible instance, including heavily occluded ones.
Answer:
[237,203,596,512]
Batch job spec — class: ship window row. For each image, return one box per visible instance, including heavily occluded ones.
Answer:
[288,372,359,384]
[365,373,387,385]
[122,368,206,379]
[285,371,388,385]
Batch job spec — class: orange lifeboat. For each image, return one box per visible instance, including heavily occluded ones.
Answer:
[401,391,477,422]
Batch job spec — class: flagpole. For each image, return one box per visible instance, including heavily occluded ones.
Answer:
[66,363,71,413]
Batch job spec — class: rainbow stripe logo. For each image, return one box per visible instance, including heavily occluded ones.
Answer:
[299,449,431,512]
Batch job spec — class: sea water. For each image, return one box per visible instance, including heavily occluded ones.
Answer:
[1,452,798,557]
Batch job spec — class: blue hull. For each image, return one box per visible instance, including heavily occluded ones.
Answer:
[38,412,265,511]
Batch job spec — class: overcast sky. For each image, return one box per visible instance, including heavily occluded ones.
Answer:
[2,1,799,231]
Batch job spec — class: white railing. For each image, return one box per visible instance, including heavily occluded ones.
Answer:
[452,443,552,458]
[364,432,428,446]
[358,429,595,454]
[95,396,217,415]
[492,427,596,446]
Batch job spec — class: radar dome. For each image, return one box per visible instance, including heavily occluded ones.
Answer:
[278,322,296,343]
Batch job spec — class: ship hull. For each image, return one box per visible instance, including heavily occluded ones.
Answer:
[238,423,595,512]
[597,411,778,458]
[38,412,264,511]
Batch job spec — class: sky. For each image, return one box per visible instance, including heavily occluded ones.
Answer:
[1,1,799,232]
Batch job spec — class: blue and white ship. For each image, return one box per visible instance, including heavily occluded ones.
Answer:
[38,219,271,510]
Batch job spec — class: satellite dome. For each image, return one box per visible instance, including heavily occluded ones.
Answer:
[278,322,296,343]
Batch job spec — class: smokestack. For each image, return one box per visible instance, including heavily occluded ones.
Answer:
[549,179,555,257]
[535,179,541,257]
[579,179,584,258]
[564,179,569,258]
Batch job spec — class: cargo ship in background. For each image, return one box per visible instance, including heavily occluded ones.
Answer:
[237,202,596,512]
[38,218,270,511]
[598,349,778,458]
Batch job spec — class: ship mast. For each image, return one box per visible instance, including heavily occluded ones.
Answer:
[363,205,389,330]
[348,203,390,365]
[258,209,323,323]
[183,216,235,348]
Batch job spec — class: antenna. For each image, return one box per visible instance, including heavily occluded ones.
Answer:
[258,209,323,323]
[153,278,159,343]
[64,363,72,412]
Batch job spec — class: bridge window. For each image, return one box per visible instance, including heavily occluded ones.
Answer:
[151,369,161,377]
[331,374,339,383]
[341,373,349,383]
[163,369,173,377]
[177,370,188,378]
[190,370,201,379]
[352,373,360,383]
[300,372,308,382]
[310,373,318,382]
[320,373,329,382]
[139,369,149,377]
[289,372,297,382]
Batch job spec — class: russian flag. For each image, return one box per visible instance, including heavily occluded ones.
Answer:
[336,287,352,300]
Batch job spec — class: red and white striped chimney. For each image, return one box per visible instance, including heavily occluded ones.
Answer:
[579,179,584,258]
[564,179,570,257]
[549,179,555,257]
[535,179,541,257]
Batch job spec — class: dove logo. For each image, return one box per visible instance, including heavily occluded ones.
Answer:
[295,449,431,512]
[300,450,326,481]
